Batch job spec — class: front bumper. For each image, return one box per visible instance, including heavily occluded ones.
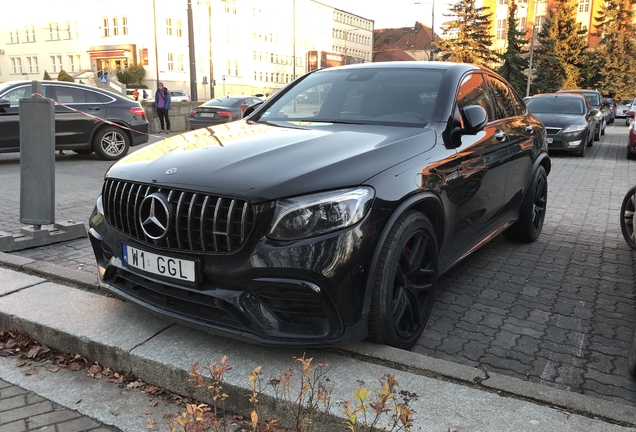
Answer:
[546,130,587,152]
[88,203,388,346]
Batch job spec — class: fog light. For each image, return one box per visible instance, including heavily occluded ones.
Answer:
[568,140,583,147]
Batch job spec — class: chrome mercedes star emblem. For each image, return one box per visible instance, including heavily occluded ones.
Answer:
[165,168,177,175]
[139,193,171,240]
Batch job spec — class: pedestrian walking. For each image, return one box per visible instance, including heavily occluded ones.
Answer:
[133,89,139,101]
[142,89,148,100]
[154,82,172,134]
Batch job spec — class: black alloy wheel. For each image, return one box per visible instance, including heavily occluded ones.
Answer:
[368,211,439,349]
[620,186,636,250]
[503,166,548,242]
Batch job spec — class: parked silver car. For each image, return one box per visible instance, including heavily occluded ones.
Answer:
[169,90,191,102]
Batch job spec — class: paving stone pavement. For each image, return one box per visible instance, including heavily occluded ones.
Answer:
[2,124,636,410]
[0,379,119,432]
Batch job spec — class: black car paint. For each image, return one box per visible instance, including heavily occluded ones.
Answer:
[89,62,550,347]
[0,81,148,156]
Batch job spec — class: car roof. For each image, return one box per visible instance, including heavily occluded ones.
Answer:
[0,79,128,100]
[531,93,587,99]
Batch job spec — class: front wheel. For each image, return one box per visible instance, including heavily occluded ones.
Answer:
[368,211,439,349]
[92,126,130,161]
[594,124,601,141]
[601,120,606,136]
[503,166,548,242]
[620,185,636,250]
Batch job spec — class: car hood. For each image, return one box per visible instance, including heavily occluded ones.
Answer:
[106,120,436,202]
[531,113,587,129]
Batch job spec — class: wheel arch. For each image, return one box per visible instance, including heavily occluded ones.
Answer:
[361,192,445,317]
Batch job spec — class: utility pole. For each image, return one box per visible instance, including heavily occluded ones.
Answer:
[187,0,198,102]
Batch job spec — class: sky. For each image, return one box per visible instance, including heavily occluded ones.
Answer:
[319,0,440,31]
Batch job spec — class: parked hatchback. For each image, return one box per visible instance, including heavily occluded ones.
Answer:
[0,81,149,160]
[89,62,550,349]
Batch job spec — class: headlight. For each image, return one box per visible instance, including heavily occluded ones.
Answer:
[268,187,375,240]
[562,124,587,134]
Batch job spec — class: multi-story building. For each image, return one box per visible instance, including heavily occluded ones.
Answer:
[0,0,373,100]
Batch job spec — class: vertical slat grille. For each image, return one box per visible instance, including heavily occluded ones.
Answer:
[102,179,254,253]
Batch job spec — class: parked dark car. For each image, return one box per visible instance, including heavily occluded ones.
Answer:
[189,96,264,129]
[603,98,616,124]
[558,89,606,139]
[525,93,597,157]
[0,80,149,160]
[623,185,636,376]
[89,62,551,349]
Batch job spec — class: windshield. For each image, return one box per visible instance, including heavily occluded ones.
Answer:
[527,97,586,115]
[256,68,443,127]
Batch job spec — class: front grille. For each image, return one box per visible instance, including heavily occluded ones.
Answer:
[545,128,561,135]
[103,179,254,253]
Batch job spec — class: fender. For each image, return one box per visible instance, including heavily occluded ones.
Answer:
[361,191,445,317]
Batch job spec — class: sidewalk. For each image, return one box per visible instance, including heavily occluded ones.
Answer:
[0,252,635,431]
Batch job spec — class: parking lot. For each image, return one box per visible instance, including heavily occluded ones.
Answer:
[1,123,635,408]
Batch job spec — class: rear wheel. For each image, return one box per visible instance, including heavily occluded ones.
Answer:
[620,186,636,250]
[92,126,130,161]
[503,166,548,242]
[368,211,438,349]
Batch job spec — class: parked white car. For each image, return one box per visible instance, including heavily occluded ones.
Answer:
[170,90,191,102]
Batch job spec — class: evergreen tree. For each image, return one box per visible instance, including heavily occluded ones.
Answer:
[437,0,500,67]
[43,70,52,81]
[497,0,529,96]
[591,0,636,98]
[531,0,588,93]
[57,69,74,82]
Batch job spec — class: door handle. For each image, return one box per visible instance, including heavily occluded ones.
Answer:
[88,107,100,111]
[494,130,507,140]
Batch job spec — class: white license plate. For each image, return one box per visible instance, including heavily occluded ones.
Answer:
[200,113,215,117]
[122,245,196,282]
[546,137,553,144]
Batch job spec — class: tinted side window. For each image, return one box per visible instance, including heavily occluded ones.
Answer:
[485,75,519,119]
[456,73,495,122]
[84,90,105,103]
[51,87,88,104]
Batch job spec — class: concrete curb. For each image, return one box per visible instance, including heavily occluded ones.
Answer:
[0,255,635,431]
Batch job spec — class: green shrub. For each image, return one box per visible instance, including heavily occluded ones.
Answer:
[57,69,74,82]
[43,70,52,80]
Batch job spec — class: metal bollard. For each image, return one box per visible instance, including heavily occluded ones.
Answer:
[19,81,55,229]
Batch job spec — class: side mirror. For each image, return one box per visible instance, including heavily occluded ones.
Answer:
[462,105,488,134]
[626,111,635,119]
[243,101,264,118]
[0,99,10,109]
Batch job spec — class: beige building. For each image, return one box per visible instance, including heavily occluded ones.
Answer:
[0,0,373,100]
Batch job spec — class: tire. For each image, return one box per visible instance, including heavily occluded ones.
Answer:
[594,124,601,141]
[601,119,606,136]
[587,130,593,147]
[368,211,439,349]
[72,149,94,155]
[577,143,586,157]
[92,126,130,161]
[503,166,548,243]
[620,186,636,250]
[628,148,636,160]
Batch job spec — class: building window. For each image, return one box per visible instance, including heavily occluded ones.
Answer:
[25,25,36,42]
[178,54,185,72]
[496,19,507,39]
[50,55,62,73]
[121,16,128,35]
[578,0,590,12]
[168,53,174,71]
[10,57,22,74]
[176,20,183,37]
[517,17,526,32]
[102,18,109,37]
[68,55,77,72]
[26,56,39,73]
[112,17,119,36]
[10,28,18,44]
[166,18,173,36]
[224,0,236,14]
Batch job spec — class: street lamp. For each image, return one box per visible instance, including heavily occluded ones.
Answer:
[414,1,435,61]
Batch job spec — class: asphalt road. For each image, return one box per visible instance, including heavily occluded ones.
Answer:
[1,122,635,408]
